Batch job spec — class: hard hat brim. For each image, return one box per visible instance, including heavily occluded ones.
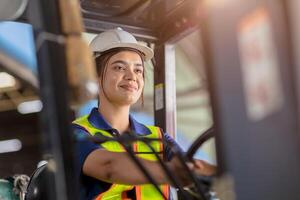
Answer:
[92,43,154,61]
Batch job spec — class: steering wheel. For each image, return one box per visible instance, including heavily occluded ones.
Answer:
[25,162,53,200]
[180,127,215,200]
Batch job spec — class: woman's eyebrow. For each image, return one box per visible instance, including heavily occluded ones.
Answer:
[111,60,127,65]
[111,60,143,67]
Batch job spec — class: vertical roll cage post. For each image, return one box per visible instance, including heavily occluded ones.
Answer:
[27,0,79,199]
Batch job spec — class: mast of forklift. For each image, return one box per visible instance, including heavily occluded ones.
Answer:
[27,0,96,199]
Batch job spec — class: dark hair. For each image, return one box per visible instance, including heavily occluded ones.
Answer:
[95,47,145,106]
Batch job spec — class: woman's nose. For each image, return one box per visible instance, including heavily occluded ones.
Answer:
[125,69,136,81]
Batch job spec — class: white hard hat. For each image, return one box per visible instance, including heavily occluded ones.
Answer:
[90,27,154,61]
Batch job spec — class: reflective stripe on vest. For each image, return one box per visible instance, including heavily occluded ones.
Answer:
[73,115,170,200]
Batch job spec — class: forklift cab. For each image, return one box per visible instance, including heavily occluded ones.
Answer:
[1,0,300,200]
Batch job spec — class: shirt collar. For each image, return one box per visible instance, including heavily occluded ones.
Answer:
[87,107,151,136]
[129,114,151,136]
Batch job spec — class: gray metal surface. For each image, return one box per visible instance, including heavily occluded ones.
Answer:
[203,0,300,199]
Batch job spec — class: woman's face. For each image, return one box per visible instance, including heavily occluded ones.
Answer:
[100,50,144,106]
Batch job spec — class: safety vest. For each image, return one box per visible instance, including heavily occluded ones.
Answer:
[73,115,170,200]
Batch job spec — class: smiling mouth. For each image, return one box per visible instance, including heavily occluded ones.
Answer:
[120,85,138,92]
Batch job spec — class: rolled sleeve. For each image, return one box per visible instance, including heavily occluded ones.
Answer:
[73,125,101,175]
[162,132,183,161]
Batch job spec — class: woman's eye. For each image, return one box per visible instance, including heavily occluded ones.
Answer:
[135,69,143,74]
[115,65,125,70]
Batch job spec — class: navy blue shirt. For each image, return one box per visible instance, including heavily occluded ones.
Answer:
[73,108,181,200]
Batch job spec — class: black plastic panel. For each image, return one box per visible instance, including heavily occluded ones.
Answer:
[81,0,144,17]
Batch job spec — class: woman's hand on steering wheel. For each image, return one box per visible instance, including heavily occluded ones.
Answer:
[192,159,217,177]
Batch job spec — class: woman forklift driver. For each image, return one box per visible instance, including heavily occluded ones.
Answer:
[73,28,216,200]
